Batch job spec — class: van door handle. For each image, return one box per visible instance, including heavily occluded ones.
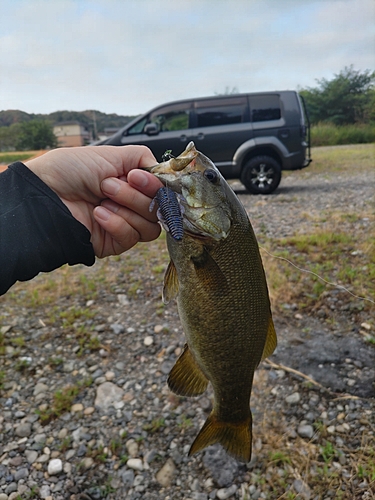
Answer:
[196,133,204,140]
[180,134,187,142]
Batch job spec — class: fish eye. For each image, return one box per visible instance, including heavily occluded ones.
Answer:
[204,168,219,183]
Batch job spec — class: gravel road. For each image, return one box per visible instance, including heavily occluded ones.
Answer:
[0,151,374,500]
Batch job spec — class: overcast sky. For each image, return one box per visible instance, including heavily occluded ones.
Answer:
[1,0,374,116]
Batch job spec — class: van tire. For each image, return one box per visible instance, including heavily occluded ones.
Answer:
[241,156,282,194]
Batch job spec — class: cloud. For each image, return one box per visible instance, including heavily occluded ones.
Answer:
[0,0,374,114]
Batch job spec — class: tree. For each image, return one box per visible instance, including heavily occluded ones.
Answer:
[300,66,375,125]
[0,123,22,151]
[16,120,57,150]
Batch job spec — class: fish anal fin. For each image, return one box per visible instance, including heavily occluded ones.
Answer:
[162,260,179,304]
[168,344,209,397]
[261,316,277,361]
[189,411,253,462]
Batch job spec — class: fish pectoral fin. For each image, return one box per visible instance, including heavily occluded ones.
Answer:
[191,248,228,290]
[189,411,253,462]
[260,316,277,361]
[162,260,179,304]
[168,344,209,397]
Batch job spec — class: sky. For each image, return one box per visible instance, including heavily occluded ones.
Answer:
[1,0,374,116]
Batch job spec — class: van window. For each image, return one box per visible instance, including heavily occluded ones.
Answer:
[249,95,281,122]
[127,118,147,135]
[195,97,248,127]
[149,103,191,132]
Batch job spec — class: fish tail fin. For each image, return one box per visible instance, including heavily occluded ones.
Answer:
[188,411,252,462]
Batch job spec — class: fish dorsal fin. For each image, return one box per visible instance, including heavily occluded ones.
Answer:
[261,316,277,361]
[162,260,179,304]
[168,343,209,397]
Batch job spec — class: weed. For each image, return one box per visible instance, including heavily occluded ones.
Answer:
[59,436,72,452]
[15,358,30,372]
[143,418,165,433]
[320,441,336,463]
[11,336,25,347]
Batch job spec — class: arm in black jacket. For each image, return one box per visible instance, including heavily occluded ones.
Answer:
[0,162,95,296]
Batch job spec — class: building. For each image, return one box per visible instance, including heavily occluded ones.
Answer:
[53,121,91,147]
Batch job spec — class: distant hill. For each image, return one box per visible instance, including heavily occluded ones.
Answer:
[0,109,138,134]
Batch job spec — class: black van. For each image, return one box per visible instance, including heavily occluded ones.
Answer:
[96,91,311,194]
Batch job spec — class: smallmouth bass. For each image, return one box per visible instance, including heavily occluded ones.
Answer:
[145,142,277,461]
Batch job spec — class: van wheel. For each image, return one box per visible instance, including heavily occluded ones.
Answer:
[241,156,281,194]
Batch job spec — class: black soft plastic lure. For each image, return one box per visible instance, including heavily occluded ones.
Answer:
[154,187,184,241]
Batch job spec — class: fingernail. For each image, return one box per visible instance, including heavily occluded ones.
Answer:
[102,177,121,195]
[129,170,148,188]
[95,206,111,221]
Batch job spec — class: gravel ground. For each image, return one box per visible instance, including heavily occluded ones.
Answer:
[0,149,374,499]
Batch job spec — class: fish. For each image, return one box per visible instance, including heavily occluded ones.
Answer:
[144,141,277,462]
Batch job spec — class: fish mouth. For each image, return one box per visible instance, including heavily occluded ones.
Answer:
[142,141,198,177]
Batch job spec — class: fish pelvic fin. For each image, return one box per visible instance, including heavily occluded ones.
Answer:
[162,260,179,304]
[189,411,253,462]
[260,316,277,361]
[168,344,209,397]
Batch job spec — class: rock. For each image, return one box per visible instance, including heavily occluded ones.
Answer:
[127,458,143,471]
[144,335,154,346]
[15,423,32,437]
[84,406,95,415]
[48,458,63,475]
[58,428,68,439]
[14,467,28,480]
[297,424,314,439]
[105,370,115,381]
[125,439,139,458]
[80,457,94,469]
[293,479,311,499]
[203,446,239,487]
[33,382,49,396]
[120,469,135,486]
[110,323,125,334]
[285,392,301,404]
[216,485,238,499]
[0,494,9,500]
[25,449,38,463]
[63,361,75,373]
[71,403,84,412]
[39,485,51,499]
[156,458,175,486]
[95,382,124,409]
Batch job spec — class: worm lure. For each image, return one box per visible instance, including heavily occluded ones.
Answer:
[150,186,184,241]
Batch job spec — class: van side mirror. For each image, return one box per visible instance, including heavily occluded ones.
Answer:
[144,123,159,136]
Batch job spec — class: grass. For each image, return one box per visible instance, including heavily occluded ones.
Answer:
[36,378,92,424]
[311,123,375,147]
[0,150,42,164]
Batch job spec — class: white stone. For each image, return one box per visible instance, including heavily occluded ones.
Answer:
[47,458,63,475]
[95,382,124,409]
[217,484,238,499]
[127,458,143,471]
[156,458,175,486]
[285,392,301,404]
[144,336,154,346]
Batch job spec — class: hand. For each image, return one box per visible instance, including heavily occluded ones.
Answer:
[25,145,163,257]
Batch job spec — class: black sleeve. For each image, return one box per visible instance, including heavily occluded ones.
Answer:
[0,162,95,296]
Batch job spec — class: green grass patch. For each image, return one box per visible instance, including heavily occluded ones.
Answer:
[311,123,375,147]
[0,151,39,164]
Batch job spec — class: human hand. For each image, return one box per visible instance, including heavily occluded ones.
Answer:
[25,146,163,257]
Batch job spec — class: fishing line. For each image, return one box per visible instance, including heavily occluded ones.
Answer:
[259,246,375,305]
